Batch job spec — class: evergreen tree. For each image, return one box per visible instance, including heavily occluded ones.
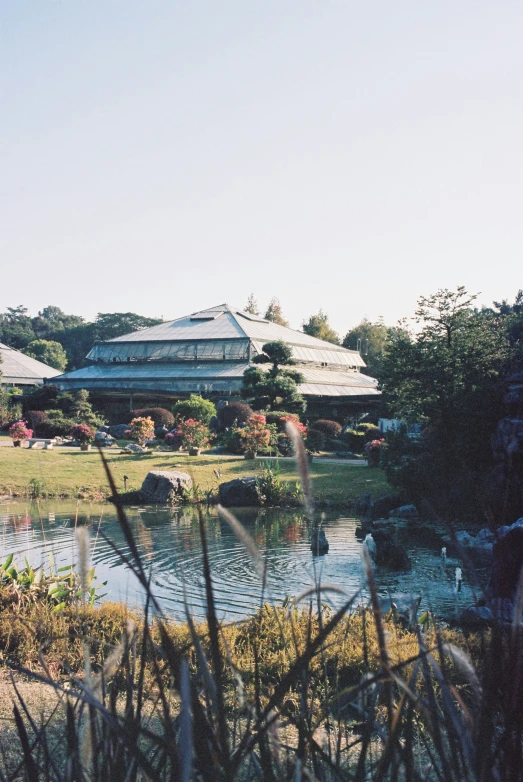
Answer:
[242,341,305,412]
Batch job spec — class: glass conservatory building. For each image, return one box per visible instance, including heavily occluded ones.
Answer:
[0,342,62,388]
[54,304,380,406]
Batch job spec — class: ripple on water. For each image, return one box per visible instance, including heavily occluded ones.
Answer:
[0,501,488,621]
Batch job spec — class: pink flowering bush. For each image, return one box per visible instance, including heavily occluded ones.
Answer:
[176,418,210,450]
[279,414,307,437]
[70,423,95,444]
[364,438,387,466]
[238,414,272,455]
[277,414,307,455]
[9,420,33,443]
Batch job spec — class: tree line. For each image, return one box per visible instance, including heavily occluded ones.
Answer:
[0,299,389,376]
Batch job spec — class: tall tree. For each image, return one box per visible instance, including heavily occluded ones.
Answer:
[264,298,289,327]
[343,317,390,378]
[302,310,340,344]
[244,294,260,316]
[32,306,85,340]
[242,341,305,412]
[380,287,513,518]
[0,306,36,349]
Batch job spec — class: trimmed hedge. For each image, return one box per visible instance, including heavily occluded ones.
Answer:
[310,419,342,438]
[217,402,254,429]
[131,408,175,429]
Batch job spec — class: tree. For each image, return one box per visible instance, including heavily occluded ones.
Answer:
[0,306,36,349]
[343,317,390,378]
[264,298,289,327]
[302,310,340,344]
[32,306,85,340]
[242,341,305,413]
[93,312,163,341]
[244,294,260,316]
[22,339,68,372]
[380,287,512,519]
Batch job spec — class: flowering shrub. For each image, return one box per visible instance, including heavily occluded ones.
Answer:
[131,408,175,429]
[164,429,182,450]
[70,423,95,444]
[364,438,387,466]
[129,416,155,446]
[279,414,307,437]
[9,420,33,442]
[176,419,210,450]
[238,414,272,455]
[277,414,307,455]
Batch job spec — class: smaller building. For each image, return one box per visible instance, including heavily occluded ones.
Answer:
[0,342,62,388]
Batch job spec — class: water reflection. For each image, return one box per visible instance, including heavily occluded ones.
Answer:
[0,500,486,621]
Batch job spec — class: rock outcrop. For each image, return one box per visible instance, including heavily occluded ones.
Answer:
[140,471,192,503]
[218,477,259,507]
[311,528,329,556]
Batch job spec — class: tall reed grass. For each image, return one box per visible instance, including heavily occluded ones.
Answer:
[0,424,521,780]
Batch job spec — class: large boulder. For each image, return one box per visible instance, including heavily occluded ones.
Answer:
[110,423,132,439]
[311,528,329,556]
[371,494,403,520]
[379,593,421,628]
[387,504,419,520]
[218,477,259,507]
[140,471,192,503]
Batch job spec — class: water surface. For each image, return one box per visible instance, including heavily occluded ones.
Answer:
[0,500,485,621]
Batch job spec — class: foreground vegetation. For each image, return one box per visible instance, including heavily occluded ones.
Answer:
[0,507,517,780]
[0,446,390,505]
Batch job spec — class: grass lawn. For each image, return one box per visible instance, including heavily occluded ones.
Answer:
[0,446,391,505]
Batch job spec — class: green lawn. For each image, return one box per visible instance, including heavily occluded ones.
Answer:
[0,447,391,506]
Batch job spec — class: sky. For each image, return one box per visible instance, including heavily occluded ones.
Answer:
[1,0,522,337]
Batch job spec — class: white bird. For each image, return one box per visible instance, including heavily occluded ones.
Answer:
[363,533,377,562]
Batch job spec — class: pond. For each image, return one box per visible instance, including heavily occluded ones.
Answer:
[0,500,486,622]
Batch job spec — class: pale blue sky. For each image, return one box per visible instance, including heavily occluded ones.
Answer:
[1,1,522,336]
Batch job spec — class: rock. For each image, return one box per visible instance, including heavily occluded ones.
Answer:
[140,471,193,503]
[218,477,259,507]
[124,443,147,454]
[379,593,421,627]
[355,493,372,517]
[155,426,169,439]
[388,504,419,519]
[488,526,523,600]
[99,425,111,434]
[375,539,411,570]
[311,528,329,555]
[110,424,132,439]
[206,445,226,454]
[95,431,107,440]
[460,605,494,627]
[371,494,403,520]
